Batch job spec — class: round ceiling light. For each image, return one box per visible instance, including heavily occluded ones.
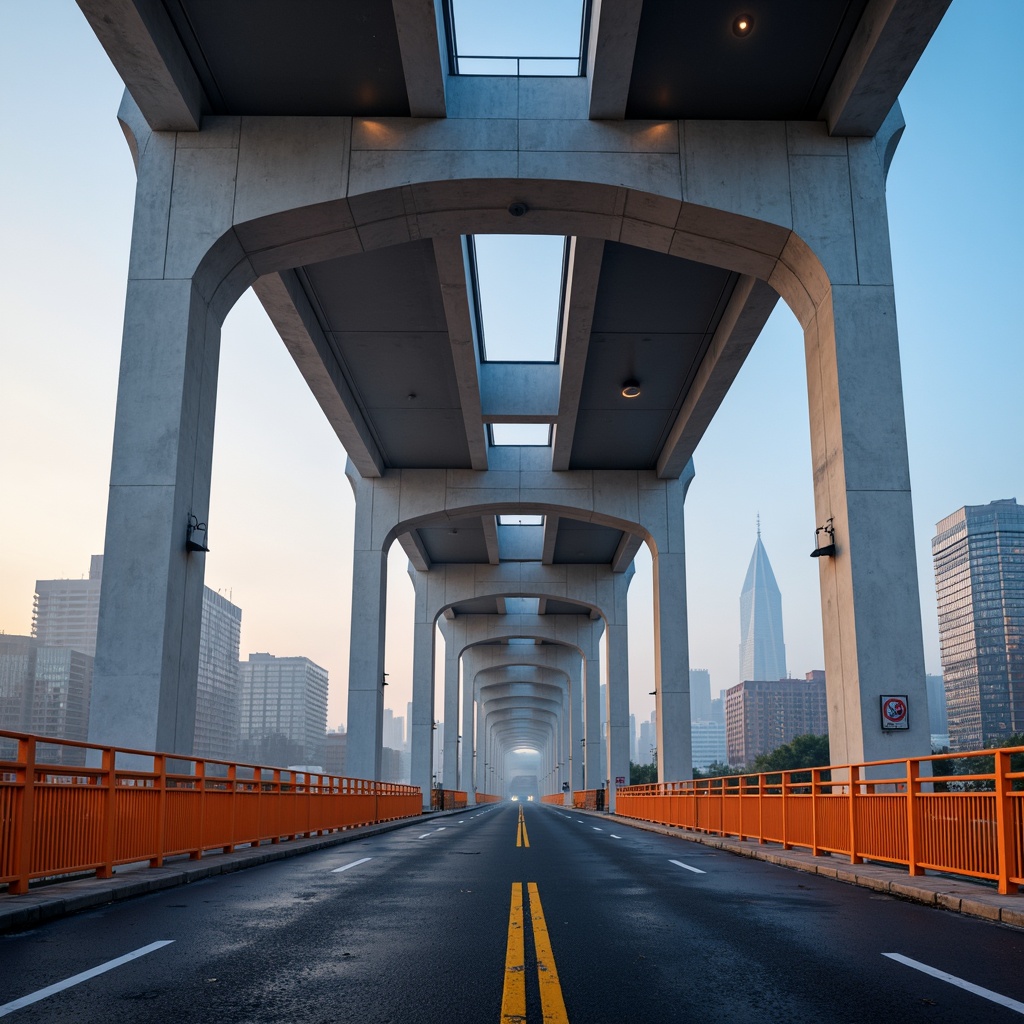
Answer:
[621,379,642,399]
[732,14,754,37]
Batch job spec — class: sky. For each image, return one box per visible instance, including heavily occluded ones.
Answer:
[1,2,1021,741]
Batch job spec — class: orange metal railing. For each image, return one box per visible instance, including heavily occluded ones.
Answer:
[573,789,605,811]
[476,792,501,804]
[616,746,1024,895]
[541,793,564,805]
[0,731,421,895]
[431,788,468,810]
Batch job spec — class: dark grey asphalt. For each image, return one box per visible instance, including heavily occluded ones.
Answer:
[1,803,1022,1023]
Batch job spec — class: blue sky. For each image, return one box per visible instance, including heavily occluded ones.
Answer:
[0,2,1020,731]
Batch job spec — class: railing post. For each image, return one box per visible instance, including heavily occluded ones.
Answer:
[192,758,205,859]
[781,772,790,850]
[150,753,166,867]
[848,765,862,865]
[905,759,922,876]
[98,745,117,879]
[737,777,745,842]
[12,736,36,895]
[994,749,1016,895]
[811,769,821,857]
[225,762,237,853]
[271,768,281,843]
[757,772,765,845]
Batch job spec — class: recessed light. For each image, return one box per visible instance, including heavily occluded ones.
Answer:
[732,14,753,37]
[508,202,528,217]
[621,380,642,399]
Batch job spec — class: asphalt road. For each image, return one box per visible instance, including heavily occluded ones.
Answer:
[1,803,1022,1023]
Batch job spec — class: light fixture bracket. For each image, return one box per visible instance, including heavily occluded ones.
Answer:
[810,517,836,558]
[186,513,210,553]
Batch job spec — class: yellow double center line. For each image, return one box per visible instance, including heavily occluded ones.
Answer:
[516,807,530,848]
[501,882,569,1023]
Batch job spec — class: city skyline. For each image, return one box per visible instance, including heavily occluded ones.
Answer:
[1,3,1021,731]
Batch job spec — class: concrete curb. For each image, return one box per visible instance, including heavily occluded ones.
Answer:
[0,808,470,934]
[579,810,1024,930]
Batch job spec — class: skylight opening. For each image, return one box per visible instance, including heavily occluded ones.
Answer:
[490,424,552,447]
[498,515,544,526]
[472,234,567,362]
[447,0,590,77]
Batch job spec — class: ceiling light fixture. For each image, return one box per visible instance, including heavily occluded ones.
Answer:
[621,379,642,399]
[508,202,528,217]
[732,14,753,37]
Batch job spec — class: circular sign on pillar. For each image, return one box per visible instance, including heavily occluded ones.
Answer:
[880,695,909,730]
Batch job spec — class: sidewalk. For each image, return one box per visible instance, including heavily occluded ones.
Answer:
[587,810,1024,929]
[0,808,465,934]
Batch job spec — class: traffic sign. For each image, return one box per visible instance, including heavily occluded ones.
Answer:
[880,694,909,730]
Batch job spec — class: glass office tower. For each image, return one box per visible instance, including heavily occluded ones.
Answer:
[932,498,1024,749]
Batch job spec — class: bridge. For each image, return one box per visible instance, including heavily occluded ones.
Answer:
[67,0,955,800]
[4,0,1023,1018]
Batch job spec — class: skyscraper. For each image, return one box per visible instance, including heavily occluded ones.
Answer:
[239,653,329,767]
[738,523,787,683]
[0,635,93,764]
[194,589,242,761]
[32,555,104,656]
[932,498,1024,750]
[32,556,242,760]
[689,668,712,721]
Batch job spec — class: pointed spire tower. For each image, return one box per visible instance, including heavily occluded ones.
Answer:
[739,518,787,682]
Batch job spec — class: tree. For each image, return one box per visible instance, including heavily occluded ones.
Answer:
[750,734,830,774]
[629,761,658,785]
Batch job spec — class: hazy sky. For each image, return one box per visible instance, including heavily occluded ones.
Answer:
[1,3,1020,738]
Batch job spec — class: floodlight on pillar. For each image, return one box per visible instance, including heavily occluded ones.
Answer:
[186,513,209,553]
[810,518,836,558]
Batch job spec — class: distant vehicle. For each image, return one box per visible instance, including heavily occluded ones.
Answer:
[509,774,540,803]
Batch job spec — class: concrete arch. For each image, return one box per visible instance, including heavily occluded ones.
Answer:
[94,95,929,784]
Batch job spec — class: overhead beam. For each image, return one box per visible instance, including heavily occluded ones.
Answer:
[551,237,605,470]
[820,0,953,136]
[541,515,560,565]
[397,530,431,571]
[482,515,501,565]
[253,272,386,477]
[587,0,644,120]
[392,0,447,117]
[656,276,779,479]
[611,532,643,573]
[77,0,205,131]
[433,236,489,469]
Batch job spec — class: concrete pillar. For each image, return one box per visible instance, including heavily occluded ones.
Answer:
[409,584,436,809]
[804,282,930,765]
[605,622,631,812]
[570,661,584,790]
[441,631,459,789]
[90,119,229,755]
[461,660,475,800]
[584,651,601,790]
[652,462,695,783]
[344,471,388,780]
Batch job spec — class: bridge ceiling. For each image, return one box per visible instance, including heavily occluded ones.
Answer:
[626,0,869,120]
[161,1,410,116]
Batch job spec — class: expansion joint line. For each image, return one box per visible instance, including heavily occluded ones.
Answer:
[500,882,569,1024]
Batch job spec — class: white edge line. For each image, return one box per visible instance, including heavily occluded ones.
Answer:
[883,953,1024,1015]
[434,827,446,832]
[331,857,372,874]
[592,827,603,831]
[610,834,622,839]
[0,940,175,1017]
[418,832,432,839]
[669,859,706,875]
